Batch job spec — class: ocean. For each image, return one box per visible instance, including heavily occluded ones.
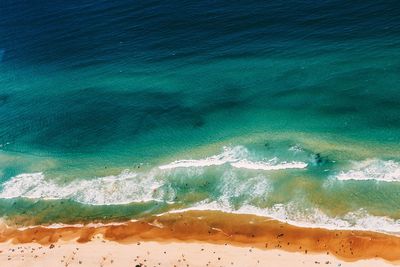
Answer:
[0,0,400,233]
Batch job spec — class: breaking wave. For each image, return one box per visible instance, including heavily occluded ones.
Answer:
[1,146,399,234]
[159,146,308,171]
[0,170,171,205]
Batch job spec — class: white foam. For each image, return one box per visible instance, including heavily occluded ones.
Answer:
[0,170,174,205]
[288,145,304,153]
[231,159,307,171]
[17,221,133,231]
[218,170,272,202]
[159,159,227,169]
[159,146,248,169]
[159,146,307,171]
[336,159,400,182]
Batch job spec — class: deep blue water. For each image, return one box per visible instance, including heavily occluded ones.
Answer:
[0,1,400,230]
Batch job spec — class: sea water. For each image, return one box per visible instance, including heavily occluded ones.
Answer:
[0,1,400,232]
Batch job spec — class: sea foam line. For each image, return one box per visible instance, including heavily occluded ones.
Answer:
[159,146,308,171]
[13,221,135,231]
[231,160,308,170]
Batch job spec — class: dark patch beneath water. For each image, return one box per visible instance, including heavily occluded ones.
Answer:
[0,83,258,152]
[28,88,205,150]
[0,94,10,106]
[196,85,249,113]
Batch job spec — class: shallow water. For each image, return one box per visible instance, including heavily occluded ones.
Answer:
[0,1,400,232]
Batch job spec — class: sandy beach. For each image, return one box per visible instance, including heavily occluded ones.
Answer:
[0,238,398,267]
[0,210,399,266]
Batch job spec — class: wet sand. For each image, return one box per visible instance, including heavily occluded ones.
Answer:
[0,210,399,266]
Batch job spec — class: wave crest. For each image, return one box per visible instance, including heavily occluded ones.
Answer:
[159,146,308,171]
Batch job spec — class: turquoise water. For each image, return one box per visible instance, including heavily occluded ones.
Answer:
[0,1,400,232]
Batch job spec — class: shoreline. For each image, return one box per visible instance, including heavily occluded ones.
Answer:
[1,210,400,265]
[158,206,400,236]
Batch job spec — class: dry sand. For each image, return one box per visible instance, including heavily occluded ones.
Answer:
[0,237,398,267]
